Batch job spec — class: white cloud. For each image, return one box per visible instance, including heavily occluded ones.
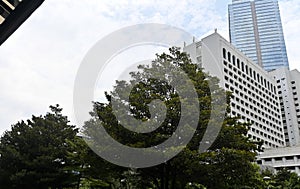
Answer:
[279,0,300,70]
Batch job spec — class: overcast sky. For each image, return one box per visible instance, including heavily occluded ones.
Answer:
[0,0,299,134]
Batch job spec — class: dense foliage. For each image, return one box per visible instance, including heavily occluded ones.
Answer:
[0,105,80,189]
[82,47,264,188]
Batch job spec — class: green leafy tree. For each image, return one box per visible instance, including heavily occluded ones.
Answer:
[287,172,300,189]
[0,105,79,189]
[83,47,263,188]
[269,168,300,189]
[67,135,131,188]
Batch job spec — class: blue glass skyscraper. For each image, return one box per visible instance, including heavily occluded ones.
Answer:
[228,0,289,71]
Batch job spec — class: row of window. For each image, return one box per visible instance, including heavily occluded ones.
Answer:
[231,108,282,137]
[250,127,283,144]
[292,83,300,123]
[248,133,281,148]
[260,156,300,164]
[224,65,282,124]
[278,80,300,125]
[230,92,281,121]
[224,63,278,100]
[232,110,284,147]
[250,121,283,138]
[223,48,277,93]
[224,66,279,106]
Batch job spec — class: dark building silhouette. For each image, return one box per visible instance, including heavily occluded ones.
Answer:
[0,0,45,45]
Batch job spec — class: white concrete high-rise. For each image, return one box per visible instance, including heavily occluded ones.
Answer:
[184,31,285,148]
[269,68,300,146]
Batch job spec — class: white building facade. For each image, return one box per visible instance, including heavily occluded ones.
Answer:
[257,69,300,174]
[184,31,285,148]
[257,146,300,175]
[269,68,300,147]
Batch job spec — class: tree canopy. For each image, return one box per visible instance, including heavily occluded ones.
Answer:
[82,47,264,188]
[0,105,79,189]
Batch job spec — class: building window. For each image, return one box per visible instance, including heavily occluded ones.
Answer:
[241,62,244,72]
[223,48,226,59]
[257,160,262,164]
[270,84,273,92]
[228,52,231,62]
[232,55,236,66]
[237,59,240,69]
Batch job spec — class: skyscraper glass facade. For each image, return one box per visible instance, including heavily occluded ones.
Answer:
[229,0,289,71]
